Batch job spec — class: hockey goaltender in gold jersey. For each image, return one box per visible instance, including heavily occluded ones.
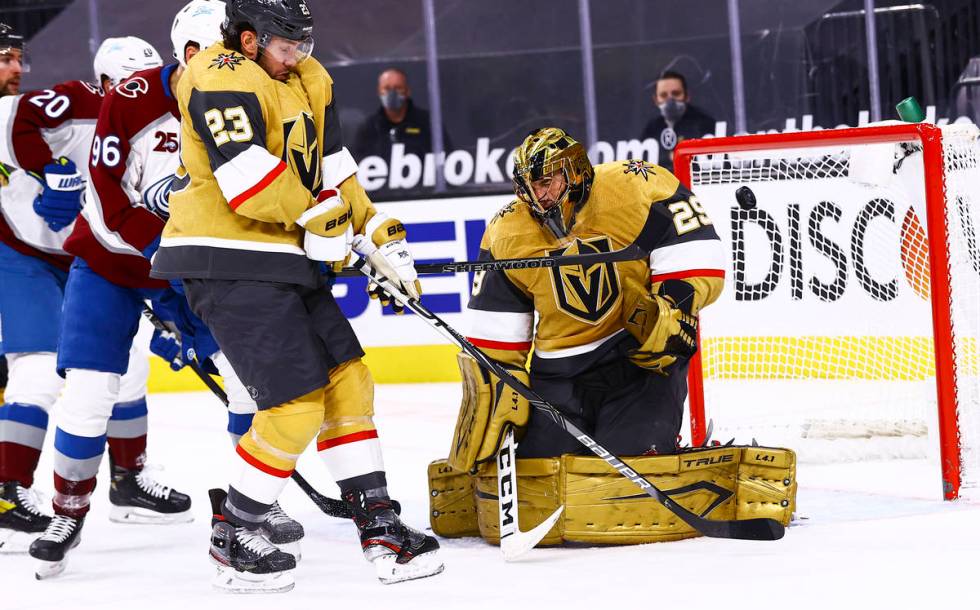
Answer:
[428,127,797,546]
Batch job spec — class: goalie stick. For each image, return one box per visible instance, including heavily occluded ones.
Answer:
[352,256,785,542]
[333,242,648,277]
[496,427,564,560]
[140,305,360,520]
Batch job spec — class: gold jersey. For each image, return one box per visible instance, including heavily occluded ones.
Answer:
[466,160,725,373]
[151,44,377,286]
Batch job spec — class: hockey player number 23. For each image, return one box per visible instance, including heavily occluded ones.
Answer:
[667,196,712,235]
[204,106,253,147]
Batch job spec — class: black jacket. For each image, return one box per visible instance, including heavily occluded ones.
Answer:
[640,104,717,171]
[352,99,452,161]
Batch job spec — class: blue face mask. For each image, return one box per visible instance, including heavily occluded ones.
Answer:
[381,90,407,111]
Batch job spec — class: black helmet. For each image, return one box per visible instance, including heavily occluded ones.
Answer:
[0,22,28,78]
[223,0,314,63]
[224,0,313,42]
[0,23,24,54]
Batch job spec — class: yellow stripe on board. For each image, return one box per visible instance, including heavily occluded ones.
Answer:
[147,344,463,393]
[701,336,977,381]
[362,344,461,383]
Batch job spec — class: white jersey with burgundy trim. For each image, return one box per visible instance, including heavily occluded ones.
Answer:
[65,64,182,289]
[465,160,726,374]
[0,80,104,269]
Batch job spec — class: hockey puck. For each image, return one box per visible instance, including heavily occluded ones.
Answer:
[735,186,757,209]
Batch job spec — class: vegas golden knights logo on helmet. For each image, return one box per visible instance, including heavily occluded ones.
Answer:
[282,111,321,194]
[548,236,621,324]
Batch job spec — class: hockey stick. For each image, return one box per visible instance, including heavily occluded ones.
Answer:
[333,242,647,277]
[497,427,564,560]
[140,305,357,520]
[353,257,785,542]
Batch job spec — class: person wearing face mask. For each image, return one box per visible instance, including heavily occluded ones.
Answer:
[640,70,716,172]
[352,67,452,166]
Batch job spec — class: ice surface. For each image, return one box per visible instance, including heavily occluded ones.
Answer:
[5,384,980,609]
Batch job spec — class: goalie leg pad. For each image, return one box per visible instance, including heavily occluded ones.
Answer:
[474,457,563,546]
[433,446,797,547]
[427,460,480,538]
[448,353,530,473]
[560,447,796,544]
[561,449,741,544]
[736,447,797,523]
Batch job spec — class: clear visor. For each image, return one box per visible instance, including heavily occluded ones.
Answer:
[260,33,314,65]
[0,47,29,73]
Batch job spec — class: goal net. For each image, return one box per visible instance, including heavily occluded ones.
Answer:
[673,123,980,500]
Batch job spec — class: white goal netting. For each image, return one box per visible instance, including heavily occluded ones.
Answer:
[680,123,980,499]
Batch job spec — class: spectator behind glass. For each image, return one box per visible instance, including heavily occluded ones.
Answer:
[640,70,716,172]
[353,67,452,163]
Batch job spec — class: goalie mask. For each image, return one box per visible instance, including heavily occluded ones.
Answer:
[512,127,594,240]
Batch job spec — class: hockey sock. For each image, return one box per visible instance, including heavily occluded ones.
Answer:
[337,472,389,503]
[223,486,273,530]
[318,428,386,490]
[227,411,254,446]
[0,403,49,488]
[106,397,148,471]
[52,427,106,518]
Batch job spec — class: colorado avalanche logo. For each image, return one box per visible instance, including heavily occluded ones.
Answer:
[210,52,244,71]
[115,77,150,99]
[143,174,176,220]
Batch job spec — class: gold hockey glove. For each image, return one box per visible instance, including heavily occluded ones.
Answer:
[296,188,353,270]
[356,212,422,313]
[622,277,698,373]
[448,352,530,473]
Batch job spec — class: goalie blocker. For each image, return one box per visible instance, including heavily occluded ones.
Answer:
[428,445,796,546]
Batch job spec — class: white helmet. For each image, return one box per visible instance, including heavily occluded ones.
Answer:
[171,0,226,67]
[93,36,163,87]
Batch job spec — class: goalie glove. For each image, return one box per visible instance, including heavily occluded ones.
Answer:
[295,188,354,268]
[621,277,698,374]
[351,233,421,313]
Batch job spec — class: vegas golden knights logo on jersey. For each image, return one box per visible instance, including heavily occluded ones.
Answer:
[548,236,621,324]
[282,111,321,193]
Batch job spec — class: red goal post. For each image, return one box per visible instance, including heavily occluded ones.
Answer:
[673,123,980,500]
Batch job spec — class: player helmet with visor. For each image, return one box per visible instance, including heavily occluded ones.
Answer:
[224,0,314,65]
[0,22,27,73]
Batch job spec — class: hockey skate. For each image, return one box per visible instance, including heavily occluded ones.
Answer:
[0,482,51,553]
[259,501,304,560]
[108,466,192,524]
[208,489,296,594]
[29,514,84,580]
[344,489,444,585]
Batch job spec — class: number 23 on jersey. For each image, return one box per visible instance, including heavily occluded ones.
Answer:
[205,106,253,146]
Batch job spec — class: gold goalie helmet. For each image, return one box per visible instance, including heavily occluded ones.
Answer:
[512,127,595,239]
